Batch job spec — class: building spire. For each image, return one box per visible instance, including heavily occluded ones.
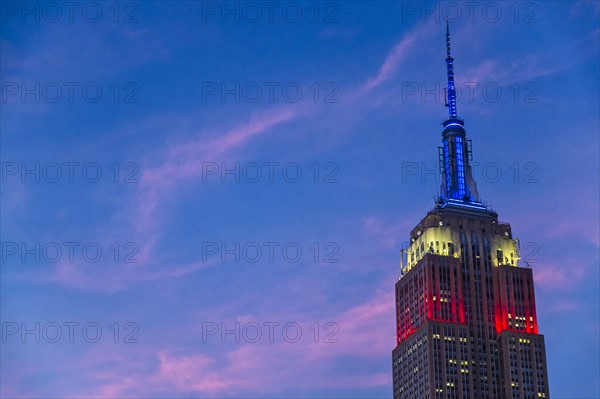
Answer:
[446,20,451,57]
[445,21,458,119]
[438,23,483,208]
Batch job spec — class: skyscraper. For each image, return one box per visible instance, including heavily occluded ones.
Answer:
[391,25,550,399]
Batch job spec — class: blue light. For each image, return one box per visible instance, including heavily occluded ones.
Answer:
[440,199,486,210]
[446,58,457,118]
[444,140,450,196]
[455,136,465,198]
[445,26,458,120]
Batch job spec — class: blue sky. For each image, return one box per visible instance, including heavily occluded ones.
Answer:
[1,1,599,397]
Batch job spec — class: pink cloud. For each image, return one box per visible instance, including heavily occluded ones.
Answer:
[128,106,301,254]
[27,23,450,294]
[363,216,414,249]
[154,350,232,394]
[3,285,396,397]
[536,216,600,248]
[460,42,594,89]
[147,290,395,394]
[88,374,137,398]
[23,255,215,293]
[27,107,299,293]
[460,59,499,84]
[92,291,395,396]
[325,289,396,356]
[363,27,422,91]
[142,107,298,188]
[533,260,588,290]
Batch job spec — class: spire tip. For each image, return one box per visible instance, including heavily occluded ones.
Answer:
[444,23,457,118]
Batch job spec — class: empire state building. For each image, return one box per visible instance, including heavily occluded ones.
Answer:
[392,25,550,399]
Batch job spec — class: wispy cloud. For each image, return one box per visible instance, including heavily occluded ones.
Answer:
[154,350,235,394]
[141,107,298,188]
[10,288,395,397]
[363,23,432,91]
[36,23,436,293]
[533,259,589,291]
[363,216,415,249]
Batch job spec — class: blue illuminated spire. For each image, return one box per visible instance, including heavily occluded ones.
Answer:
[445,21,458,119]
[438,23,483,209]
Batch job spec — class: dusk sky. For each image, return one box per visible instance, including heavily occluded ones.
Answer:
[1,1,599,397]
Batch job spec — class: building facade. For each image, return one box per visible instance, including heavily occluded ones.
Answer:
[391,25,550,399]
